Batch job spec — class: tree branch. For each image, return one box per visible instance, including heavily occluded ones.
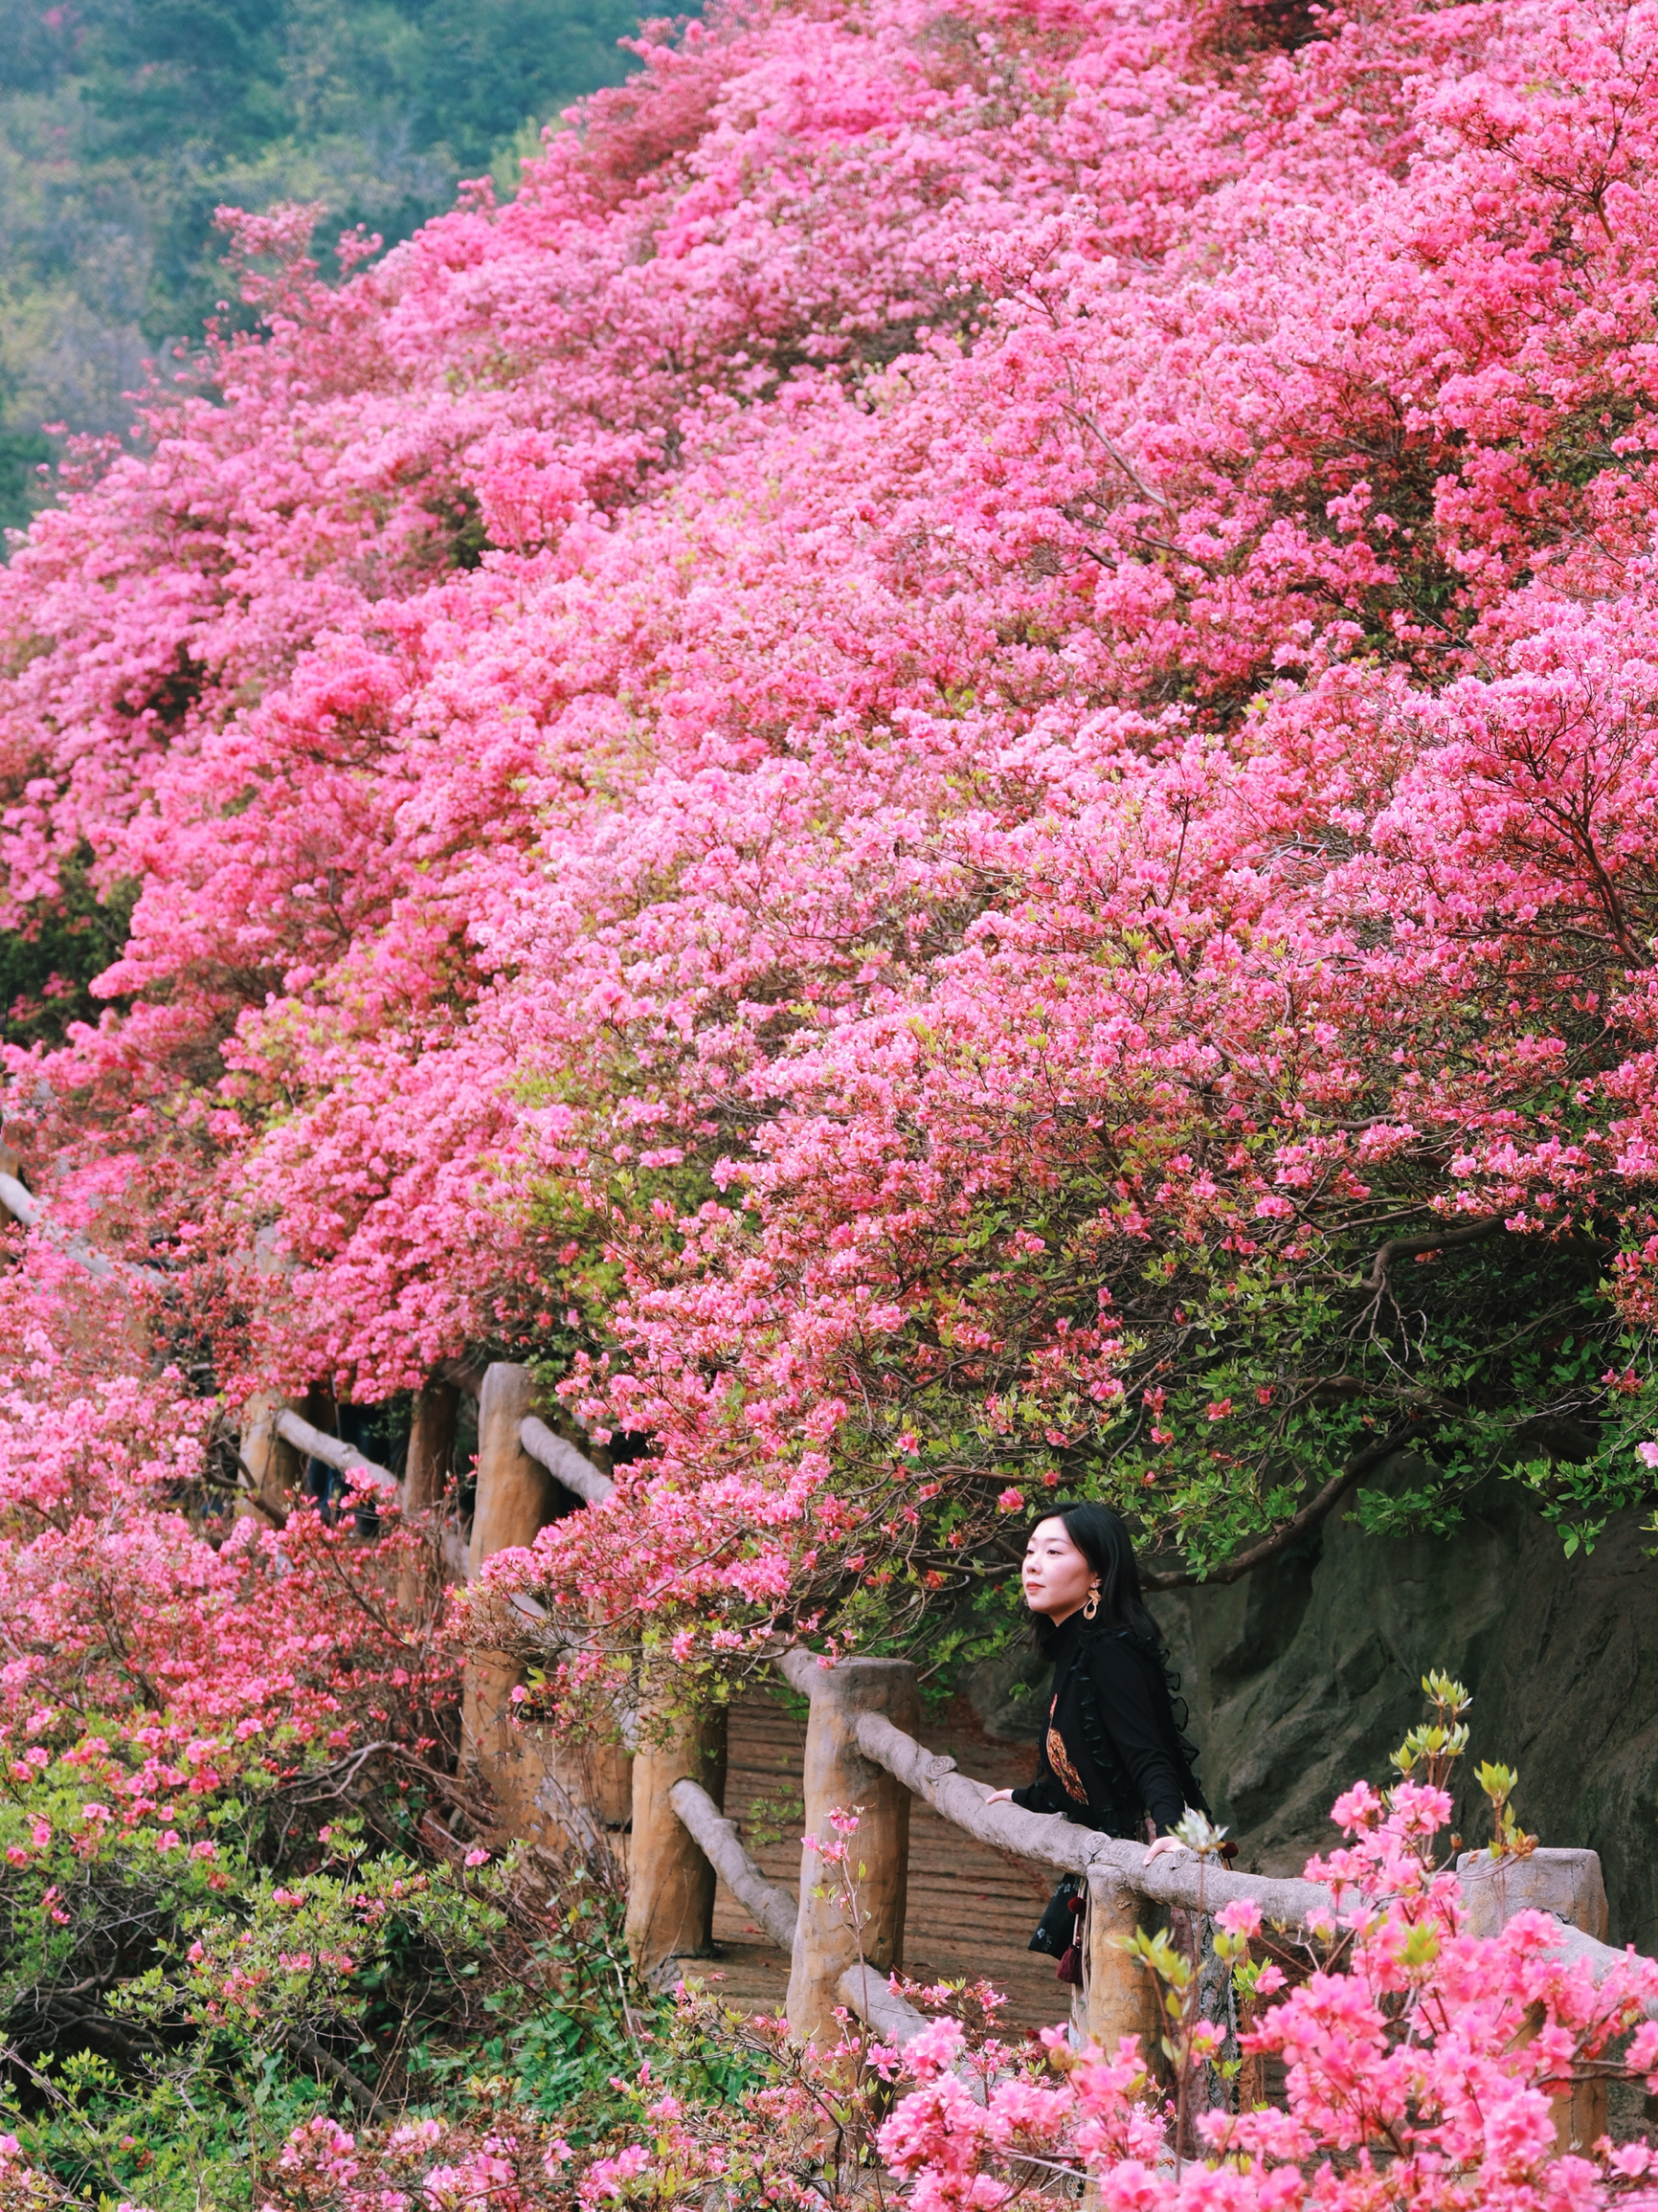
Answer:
[1141,1426,1417,1592]
[232,1454,287,1528]
[434,1357,486,1400]
[278,2024,387,2119]
[1363,1213,1505,1291]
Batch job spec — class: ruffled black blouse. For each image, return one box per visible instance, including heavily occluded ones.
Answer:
[1009,1612,1207,1839]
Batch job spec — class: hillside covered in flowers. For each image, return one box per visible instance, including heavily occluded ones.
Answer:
[8,0,1658,2197]
[8,0,1658,1644]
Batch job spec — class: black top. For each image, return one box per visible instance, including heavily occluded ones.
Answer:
[1009,1613,1207,1839]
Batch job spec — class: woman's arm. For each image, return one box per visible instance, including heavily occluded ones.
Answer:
[987,1780,1058,1811]
[1089,1641,1188,1834]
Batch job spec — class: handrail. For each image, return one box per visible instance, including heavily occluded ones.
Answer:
[260,1395,611,1528]
[854,1709,1328,1926]
[275,1409,397,1491]
[519,1415,614,1505]
[837,1963,931,2049]
[667,1775,933,2046]
[852,1708,1654,2001]
[239,1370,607,1533]
[669,1777,798,1949]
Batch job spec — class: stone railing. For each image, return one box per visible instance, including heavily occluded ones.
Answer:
[664,1651,1626,2149]
[229,1358,1639,2151]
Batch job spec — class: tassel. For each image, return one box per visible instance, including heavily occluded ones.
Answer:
[1055,1887,1087,1984]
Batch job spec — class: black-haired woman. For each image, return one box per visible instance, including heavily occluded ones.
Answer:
[987,1499,1218,1978]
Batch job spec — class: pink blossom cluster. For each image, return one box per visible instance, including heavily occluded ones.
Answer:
[878,1779,1658,2212]
[0,1257,456,1866]
[266,2110,572,2212]
[6,0,1658,1625]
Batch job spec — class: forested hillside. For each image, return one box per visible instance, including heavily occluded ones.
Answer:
[0,0,647,533]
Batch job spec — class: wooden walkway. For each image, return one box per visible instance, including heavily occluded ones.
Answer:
[690,1687,1068,2036]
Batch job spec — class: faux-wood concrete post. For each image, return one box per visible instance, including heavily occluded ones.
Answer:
[540,1734,635,1850]
[625,1688,728,1978]
[468,1363,564,1574]
[461,1363,565,1812]
[397,1378,459,1616]
[405,1377,459,1514]
[785,1655,919,2048]
[1085,1866,1163,2062]
[1458,1846,1610,2151]
[239,1393,303,1522]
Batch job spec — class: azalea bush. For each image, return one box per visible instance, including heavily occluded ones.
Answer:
[879,1772,1658,2212]
[0,1257,504,2202]
[0,1777,656,2209]
[3,0,1658,1679]
[6,0,1658,2191]
[7,1685,1652,2212]
[0,1981,910,2212]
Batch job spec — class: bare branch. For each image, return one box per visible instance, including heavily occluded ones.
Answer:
[434,1357,487,1399]
[277,2024,386,2119]
[1363,1214,1505,1291]
[233,1453,287,1529]
[1141,1426,1417,1592]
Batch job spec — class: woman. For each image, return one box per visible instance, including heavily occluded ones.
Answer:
[987,1499,1216,1977]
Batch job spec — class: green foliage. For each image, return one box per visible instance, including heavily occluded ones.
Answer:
[0,1699,793,2205]
[0,1732,664,2205]
[0,1839,771,2210]
[742,1788,805,1850]
[0,853,137,1049]
[0,0,655,535]
[1390,1673,1472,1793]
[1473,1759,1538,1862]
[4,2046,333,2212]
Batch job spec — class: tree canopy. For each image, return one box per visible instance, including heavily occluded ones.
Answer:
[4,0,1658,1681]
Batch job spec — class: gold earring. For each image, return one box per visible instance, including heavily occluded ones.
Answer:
[1083,1588,1100,1620]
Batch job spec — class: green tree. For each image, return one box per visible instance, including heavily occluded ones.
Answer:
[0,0,655,537]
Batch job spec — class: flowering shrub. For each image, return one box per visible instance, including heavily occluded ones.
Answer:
[0,1254,508,2198]
[0,1258,457,1802]
[2,0,1657,1667]
[0,1797,652,2209]
[877,1774,1658,2212]
[4,0,1658,2183]
[37,1719,1653,2212]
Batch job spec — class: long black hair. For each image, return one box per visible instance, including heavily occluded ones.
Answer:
[1028,1498,1162,1653]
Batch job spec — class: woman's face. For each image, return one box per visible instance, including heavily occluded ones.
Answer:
[1021,1516,1100,1623]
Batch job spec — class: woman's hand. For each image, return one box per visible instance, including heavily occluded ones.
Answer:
[1143,1832,1192,1864]
[985,1788,1015,1804]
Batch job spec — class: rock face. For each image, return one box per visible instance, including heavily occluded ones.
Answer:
[967,1481,1658,1951]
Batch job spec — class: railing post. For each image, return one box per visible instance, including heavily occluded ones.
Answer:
[461,1363,568,1827]
[1458,1846,1610,2151]
[625,1683,728,1978]
[1085,1866,1163,2062]
[397,1375,459,1616]
[784,1656,918,2048]
[468,1362,565,1574]
[405,1377,459,1514]
[538,1734,635,1852]
[239,1393,303,1521]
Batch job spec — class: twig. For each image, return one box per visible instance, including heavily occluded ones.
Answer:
[277,2024,386,2119]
